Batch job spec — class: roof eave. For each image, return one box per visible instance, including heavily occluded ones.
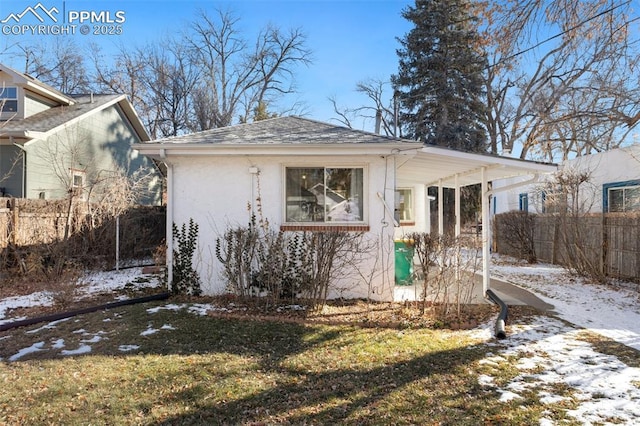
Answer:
[116,97,151,141]
[133,142,423,159]
[22,81,75,106]
[0,129,45,143]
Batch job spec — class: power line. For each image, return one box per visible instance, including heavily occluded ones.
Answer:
[490,0,633,69]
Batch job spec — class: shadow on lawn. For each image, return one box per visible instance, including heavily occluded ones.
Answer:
[1,301,504,424]
[153,344,490,425]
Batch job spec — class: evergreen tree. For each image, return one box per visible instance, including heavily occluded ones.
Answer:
[392,0,488,152]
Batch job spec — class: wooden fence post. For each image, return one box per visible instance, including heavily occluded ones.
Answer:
[10,198,18,246]
[600,213,607,278]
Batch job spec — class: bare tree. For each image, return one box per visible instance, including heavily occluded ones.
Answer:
[330,78,397,136]
[481,0,640,161]
[7,7,312,138]
[355,79,397,136]
[185,9,311,130]
[14,39,92,94]
[91,38,202,139]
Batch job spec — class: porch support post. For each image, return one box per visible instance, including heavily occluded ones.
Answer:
[425,185,432,234]
[438,179,444,235]
[481,166,490,293]
[455,174,461,237]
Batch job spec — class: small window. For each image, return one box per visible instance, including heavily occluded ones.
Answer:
[285,167,364,223]
[72,174,84,188]
[608,185,640,212]
[395,188,414,224]
[0,87,18,113]
[519,193,529,211]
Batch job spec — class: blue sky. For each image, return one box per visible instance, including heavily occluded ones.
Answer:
[0,0,413,130]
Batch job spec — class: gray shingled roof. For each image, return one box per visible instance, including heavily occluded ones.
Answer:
[1,94,123,134]
[153,116,409,145]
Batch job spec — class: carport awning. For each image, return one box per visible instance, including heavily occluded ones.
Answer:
[396,145,557,187]
[393,145,557,297]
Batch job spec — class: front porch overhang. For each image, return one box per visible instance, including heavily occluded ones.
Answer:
[395,145,557,296]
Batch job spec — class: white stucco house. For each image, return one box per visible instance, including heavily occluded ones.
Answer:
[493,144,640,215]
[134,116,556,300]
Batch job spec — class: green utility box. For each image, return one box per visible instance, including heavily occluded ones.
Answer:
[394,240,414,285]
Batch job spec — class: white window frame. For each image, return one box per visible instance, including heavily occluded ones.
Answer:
[395,188,414,224]
[607,184,640,213]
[70,169,86,200]
[283,164,368,225]
[0,86,18,116]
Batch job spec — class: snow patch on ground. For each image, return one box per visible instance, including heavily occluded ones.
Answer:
[0,267,161,326]
[9,341,46,361]
[61,344,92,356]
[0,292,54,325]
[491,259,640,350]
[478,314,640,424]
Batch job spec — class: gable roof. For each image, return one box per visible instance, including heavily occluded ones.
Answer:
[0,63,75,106]
[135,115,556,189]
[150,116,411,146]
[1,94,150,143]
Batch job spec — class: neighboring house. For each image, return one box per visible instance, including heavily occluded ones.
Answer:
[0,64,161,204]
[134,116,555,300]
[493,144,640,215]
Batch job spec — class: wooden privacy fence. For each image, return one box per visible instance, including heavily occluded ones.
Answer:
[494,212,640,282]
[0,198,166,263]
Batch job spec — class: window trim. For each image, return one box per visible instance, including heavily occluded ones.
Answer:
[395,187,415,225]
[603,180,640,213]
[0,86,18,115]
[282,164,368,229]
[518,193,529,211]
[70,168,86,200]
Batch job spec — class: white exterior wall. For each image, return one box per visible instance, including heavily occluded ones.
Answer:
[493,145,640,215]
[168,154,397,300]
[393,183,430,239]
[491,175,540,214]
[561,146,640,212]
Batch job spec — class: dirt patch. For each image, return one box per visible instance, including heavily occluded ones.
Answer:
[168,295,509,330]
[3,285,544,332]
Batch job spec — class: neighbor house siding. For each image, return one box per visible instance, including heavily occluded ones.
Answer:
[493,145,640,215]
[24,92,56,118]
[24,104,162,203]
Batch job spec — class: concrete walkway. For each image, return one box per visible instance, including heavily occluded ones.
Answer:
[394,274,555,313]
[488,277,555,312]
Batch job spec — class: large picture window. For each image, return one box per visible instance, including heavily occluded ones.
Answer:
[286,167,364,223]
[0,87,18,113]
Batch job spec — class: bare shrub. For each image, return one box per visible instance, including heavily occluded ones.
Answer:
[496,211,537,263]
[408,232,481,321]
[216,216,370,309]
[215,215,261,298]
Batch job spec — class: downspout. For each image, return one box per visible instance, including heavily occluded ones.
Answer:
[12,141,26,197]
[160,149,174,291]
[485,288,507,339]
[376,192,399,227]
